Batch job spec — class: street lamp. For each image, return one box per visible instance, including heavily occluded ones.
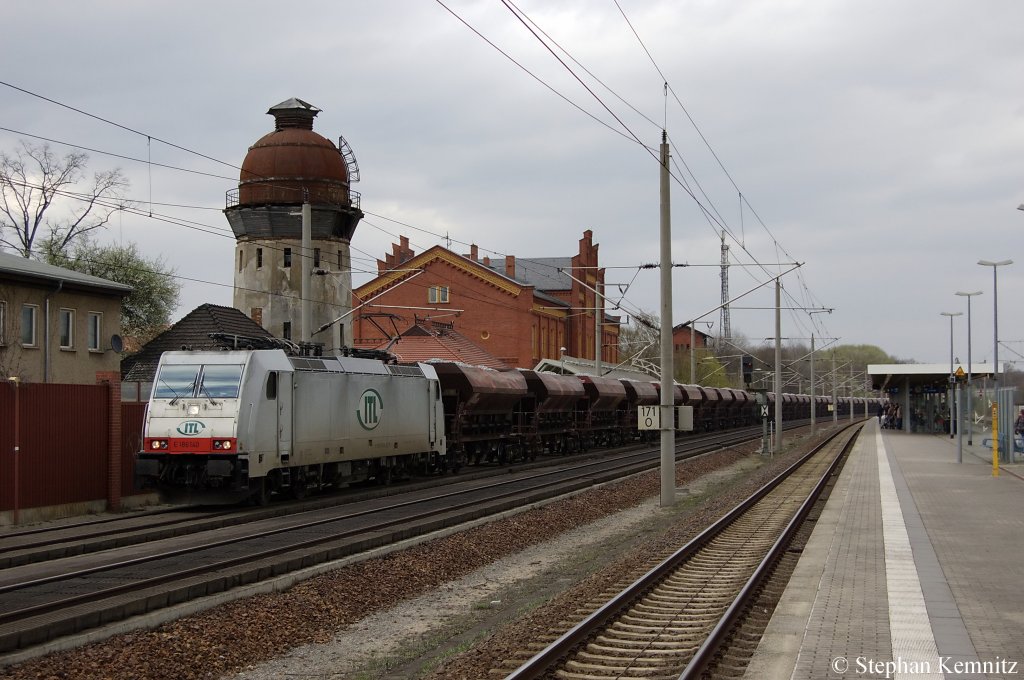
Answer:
[955,290,982,445]
[559,347,567,375]
[940,312,962,445]
[977,260,1012,388]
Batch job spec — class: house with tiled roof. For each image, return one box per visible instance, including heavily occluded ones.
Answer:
[120,303,275,397]
[0,251,131,383]
[352,230,619,369]
[371,320,510,370]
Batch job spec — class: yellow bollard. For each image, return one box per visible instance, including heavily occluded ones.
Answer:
[992,403,999,478]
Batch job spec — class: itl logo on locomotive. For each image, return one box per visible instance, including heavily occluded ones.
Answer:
[176,421,206,436]
[357,389,383,431]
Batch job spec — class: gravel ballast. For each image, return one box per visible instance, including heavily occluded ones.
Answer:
[0,430,830,680]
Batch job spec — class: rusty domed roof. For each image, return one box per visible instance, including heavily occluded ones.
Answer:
[237,98,350,206]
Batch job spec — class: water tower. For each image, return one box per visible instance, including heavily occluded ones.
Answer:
[224,98,363,352]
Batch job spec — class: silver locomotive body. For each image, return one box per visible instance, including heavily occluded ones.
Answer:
[136,349,447,503]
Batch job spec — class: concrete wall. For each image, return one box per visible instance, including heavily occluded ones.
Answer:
[0,282,123,384]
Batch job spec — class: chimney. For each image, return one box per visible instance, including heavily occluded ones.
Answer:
[505,255,515,278]
[470,244,478,261]
[483,256,491,266]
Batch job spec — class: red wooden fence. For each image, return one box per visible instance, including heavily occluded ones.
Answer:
[1,380,147,519]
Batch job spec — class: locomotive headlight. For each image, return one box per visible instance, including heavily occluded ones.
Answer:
[212,439,235,450]
[151,440,161,450]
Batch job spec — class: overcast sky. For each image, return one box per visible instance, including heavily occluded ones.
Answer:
[2,1,1022,367]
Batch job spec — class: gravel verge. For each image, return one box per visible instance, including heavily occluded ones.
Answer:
[0,429,828,680]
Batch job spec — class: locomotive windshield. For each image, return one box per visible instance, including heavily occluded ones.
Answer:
[154,363,244,400]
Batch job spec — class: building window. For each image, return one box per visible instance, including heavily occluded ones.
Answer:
[20,304,38,346]
[282,321,292,341]
[428,286,449,304]
[283,248,292,268]
[256,247,263,269]
[0,300,5,345]
[59,309,75,348]
[238,250,243,272]
[314,247,321,268]
[87,312,102,351]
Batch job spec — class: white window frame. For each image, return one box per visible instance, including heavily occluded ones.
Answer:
[428,286,450,304]
[59,308,75,349]
[20,304,38,347]
[87,312,102,352]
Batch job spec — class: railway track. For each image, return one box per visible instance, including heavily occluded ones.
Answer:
[0,425,768,570]
[504,421,862,680]
[0,425,781,659]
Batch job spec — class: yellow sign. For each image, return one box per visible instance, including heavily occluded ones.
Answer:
[955,366,965,378]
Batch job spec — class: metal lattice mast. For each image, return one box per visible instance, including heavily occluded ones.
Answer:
[719,230,731,348]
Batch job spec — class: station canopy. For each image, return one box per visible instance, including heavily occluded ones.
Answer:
[868,363,994,394]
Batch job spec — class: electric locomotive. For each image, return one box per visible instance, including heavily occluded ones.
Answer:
[135,348,447,503]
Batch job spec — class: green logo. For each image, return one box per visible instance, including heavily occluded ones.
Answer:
[357,389,383,430]
[177,420,205,436]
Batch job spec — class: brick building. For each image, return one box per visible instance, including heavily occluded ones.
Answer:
[352,230,620,369]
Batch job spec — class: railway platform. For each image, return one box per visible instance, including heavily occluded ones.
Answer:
[745,418,1024,679]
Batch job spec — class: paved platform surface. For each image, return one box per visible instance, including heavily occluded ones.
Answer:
[745,419,1024,679]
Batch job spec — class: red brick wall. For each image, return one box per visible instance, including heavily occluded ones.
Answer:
[355,257,549,368]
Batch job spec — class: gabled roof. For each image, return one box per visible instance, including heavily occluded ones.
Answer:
[121,304,274,382]
[0,251,132,296]
[356,246,525,299]
[364,322,510,370]
[503,256,573,291]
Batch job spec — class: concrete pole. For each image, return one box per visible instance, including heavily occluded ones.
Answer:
[850,364,855,422]
[301,200,312,345]
[810,334,816,435]
[774,278,783,453]
[940,312,960,439]
[832,351,837,424]
[658,131,675,507]
[594,281,602,375]
[966,295,975,444]
[690,324,696,384]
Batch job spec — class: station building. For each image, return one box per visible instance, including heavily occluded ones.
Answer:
[352,230,620,370]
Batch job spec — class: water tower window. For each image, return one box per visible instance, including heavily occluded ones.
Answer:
[256,247,263,269]
[284,248,292,268]
[314,248,321,267]
[283,321,292,340]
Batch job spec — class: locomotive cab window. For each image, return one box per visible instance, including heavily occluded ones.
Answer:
[200,365,244,398]
[266,371,278,400]
[154,363,244,400]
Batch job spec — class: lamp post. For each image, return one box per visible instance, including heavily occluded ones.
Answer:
[940,312,962,447]
[978,259,1012,461]
[559,346,566,375]
[955,290,982,445]
[977,259,1012,386]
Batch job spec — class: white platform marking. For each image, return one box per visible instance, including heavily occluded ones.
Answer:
[876,429,943,679]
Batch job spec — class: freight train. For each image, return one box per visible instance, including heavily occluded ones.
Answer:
[135,345,875,504]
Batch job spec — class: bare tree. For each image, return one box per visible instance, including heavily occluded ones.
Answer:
[0,140,129,258]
